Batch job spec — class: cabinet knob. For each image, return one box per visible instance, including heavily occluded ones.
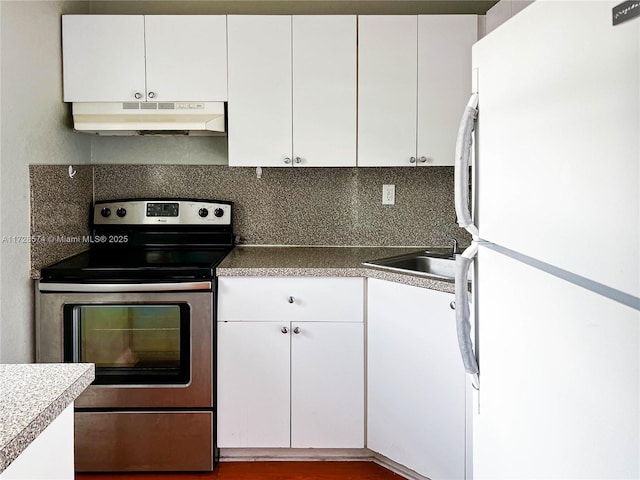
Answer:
[288,296,295,304]
[450,301,456,310]
[134,92,142,99]
[284,157,292,165]
[293,327,301,334]
[148,91,156,99]
[294,157,302,164]
[281,326,289,334]
[409,157,417,164]
[418,156,429,164]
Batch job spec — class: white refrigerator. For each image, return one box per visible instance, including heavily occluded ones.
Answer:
[454,1,640,479]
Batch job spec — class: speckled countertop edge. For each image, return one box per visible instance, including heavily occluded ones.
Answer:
[30,246,459,293]
[217,246,456,294]
[0,363,95,473]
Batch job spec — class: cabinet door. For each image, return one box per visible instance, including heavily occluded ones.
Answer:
[217,321,291,447]
[292,16,356,167]
[0,404,74,480]
[291,322,364,448]
[144,16,227,102]
[358,16,418,167]
[417,15,477,166]
[62,15,145,102]
[228,16,293,167]
[367,279,466,479]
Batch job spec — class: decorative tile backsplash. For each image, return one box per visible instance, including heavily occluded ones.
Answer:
[30,164,469,274]
[93,165,468,247]
[29,165,93,277]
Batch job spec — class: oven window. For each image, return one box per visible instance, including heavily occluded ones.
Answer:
[64,304,190,385]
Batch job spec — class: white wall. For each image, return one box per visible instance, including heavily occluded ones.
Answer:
[485,0,533,34]
[90,136,228,165]
[0,0,91,362]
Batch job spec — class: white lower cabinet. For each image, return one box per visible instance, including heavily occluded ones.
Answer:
[217,277,364,449]
[217,321,291,447]
[290,321,363,448]
[0,404,74,480]
[367,278,466,479]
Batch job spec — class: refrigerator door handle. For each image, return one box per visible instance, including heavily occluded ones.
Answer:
[454,93,479,238]
[456,242,480,389]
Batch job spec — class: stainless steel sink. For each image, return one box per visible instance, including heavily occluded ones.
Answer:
[363,250,457,280]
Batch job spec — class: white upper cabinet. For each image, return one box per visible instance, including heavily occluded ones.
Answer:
[62,15,227,102]
[358,15,477,167]
[63,16,145,102]
[228,15,356,167]
[292,16,357,167]
[143,16,227,102]
[358,16,418,167]
[227,15,293,167]
[417,15,477,166]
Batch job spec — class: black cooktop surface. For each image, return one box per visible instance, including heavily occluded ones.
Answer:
[40,247,233,282]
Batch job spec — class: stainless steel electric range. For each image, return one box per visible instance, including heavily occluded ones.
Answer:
[36,198,234,472]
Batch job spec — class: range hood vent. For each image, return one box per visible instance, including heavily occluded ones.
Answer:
[71,101,226,136]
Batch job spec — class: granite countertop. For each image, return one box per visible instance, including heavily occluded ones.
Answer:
[217,246,456,294]
[0,363,95,473]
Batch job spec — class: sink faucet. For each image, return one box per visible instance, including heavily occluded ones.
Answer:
[452,238,459,255]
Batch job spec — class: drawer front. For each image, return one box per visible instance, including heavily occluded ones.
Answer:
[218,277,364,322]
[75,411,214,472]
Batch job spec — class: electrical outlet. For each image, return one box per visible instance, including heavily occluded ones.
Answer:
[382,184,395,205]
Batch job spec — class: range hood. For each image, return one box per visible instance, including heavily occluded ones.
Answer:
[71,101,226,135]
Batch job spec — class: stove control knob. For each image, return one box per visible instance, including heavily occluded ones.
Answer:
[214,208,224,218]
[198,208,209,218]
[100,207,111,218]
[116,208,127,218]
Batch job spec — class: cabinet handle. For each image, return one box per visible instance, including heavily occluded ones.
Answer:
[450,301,456,310]
[288,296,295,304]
[418,156,429,163]
[409,157,417,164]
[148,91,156,99]
[293,327,301,335]
[294,157,302,164]
[281,326,289,334]
[134,92,142,100]
[284,157,292,165]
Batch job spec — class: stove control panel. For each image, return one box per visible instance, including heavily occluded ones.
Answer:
[94,199,232,226]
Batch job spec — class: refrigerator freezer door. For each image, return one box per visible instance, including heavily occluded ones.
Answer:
[474,246,639,479]
[472,1,639,296]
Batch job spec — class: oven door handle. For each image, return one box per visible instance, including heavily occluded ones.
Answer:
[38,281,212,293]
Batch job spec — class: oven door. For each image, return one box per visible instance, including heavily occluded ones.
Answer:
[36,281,213,409]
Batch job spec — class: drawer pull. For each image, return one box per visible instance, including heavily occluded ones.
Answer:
[288,296,295,304]
[281,326,289,334]
[293,327,301,334]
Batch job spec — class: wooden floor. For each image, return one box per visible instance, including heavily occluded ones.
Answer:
[75,461,403,480]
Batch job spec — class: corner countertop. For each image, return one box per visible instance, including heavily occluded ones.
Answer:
[217,246,456,294]
[0,363,95,473]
